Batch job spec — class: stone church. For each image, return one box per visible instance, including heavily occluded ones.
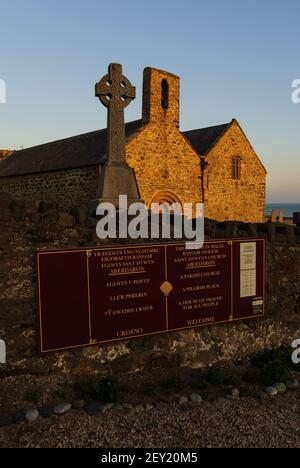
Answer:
[0,67,267,223]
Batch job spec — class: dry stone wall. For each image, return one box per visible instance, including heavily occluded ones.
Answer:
[0,197,299,378]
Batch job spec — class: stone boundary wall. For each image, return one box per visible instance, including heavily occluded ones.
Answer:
[0,166,99,210]
[0,151,13,161]
[0,196,299,377]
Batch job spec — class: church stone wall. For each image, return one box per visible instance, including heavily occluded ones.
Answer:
[0,69,267,223]
[204,120,266,223]
[0,166,99,210]
[126,126,202,209]
[126,68,202,209]
[126,69,266,223]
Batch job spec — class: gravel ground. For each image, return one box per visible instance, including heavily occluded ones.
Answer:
[0,392,299,448]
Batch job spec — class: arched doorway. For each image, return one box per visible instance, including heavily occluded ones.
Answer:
[149,191,183,214]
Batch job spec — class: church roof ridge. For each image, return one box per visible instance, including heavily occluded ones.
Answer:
[182,121,233,155]
[0,119,232,178]
[183,121,232,134]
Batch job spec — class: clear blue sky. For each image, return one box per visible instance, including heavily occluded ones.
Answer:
[0,0,299,202]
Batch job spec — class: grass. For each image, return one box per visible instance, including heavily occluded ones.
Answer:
[93,376,119,402]
[54,388,72,401]
[207,368,225,386]
[223,375,242,387]
[73,379,94,400]
[250,347,294,386]
[24,388,40,404]
[163,375,184,393]
[144,383,162,398]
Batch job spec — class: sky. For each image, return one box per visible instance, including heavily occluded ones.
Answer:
[0,0,299,203]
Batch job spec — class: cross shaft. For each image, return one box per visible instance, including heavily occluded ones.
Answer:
[96,64,136,165]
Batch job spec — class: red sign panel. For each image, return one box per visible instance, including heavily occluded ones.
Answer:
[88,246,166,343]
[37,239,265,353]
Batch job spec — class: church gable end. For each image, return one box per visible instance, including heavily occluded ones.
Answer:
[204,119,266,223]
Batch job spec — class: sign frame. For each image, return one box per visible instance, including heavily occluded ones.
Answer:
[36,238,266,354]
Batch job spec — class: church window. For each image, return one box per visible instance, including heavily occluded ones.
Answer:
[161,79,169,109]
[232,157,241,179]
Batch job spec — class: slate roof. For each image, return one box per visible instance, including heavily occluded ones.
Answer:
[183,122,231,155]
[0,120,232,178]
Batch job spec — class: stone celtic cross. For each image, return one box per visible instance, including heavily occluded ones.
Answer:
[90,63,142,211]
[96,63,136,165]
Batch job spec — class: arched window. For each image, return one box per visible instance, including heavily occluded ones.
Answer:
[161,79,169,109]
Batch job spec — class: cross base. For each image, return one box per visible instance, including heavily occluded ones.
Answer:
[89,162,144,215]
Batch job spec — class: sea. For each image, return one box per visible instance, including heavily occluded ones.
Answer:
[265,203,300,218]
